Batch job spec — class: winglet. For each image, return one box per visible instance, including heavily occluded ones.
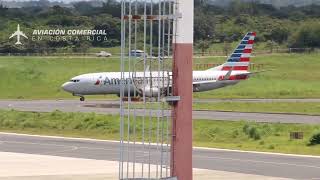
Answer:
[222,69,233,80]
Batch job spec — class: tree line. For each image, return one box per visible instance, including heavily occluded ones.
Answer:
[0,0,319,53]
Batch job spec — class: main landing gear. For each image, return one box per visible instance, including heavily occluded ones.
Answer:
[80,96,85,101]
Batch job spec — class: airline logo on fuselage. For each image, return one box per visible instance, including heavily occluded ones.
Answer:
[94,77,167,86]
[95,77,133,86]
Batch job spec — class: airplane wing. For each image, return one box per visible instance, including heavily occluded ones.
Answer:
[219,70,271,79]
[9,32,18,39]
[246,69,272,77]
[193,80,217,85]
[19,32,28,39]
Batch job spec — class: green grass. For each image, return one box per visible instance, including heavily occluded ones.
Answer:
[0,56,121,99]
[0,53,319,99]
[193,102,320,115]
[129,102,320,115]
[194,53,320,98]
[0,110,319,155]
[193,120,320,155]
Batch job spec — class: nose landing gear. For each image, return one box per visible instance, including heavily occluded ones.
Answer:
[73,93,85,101]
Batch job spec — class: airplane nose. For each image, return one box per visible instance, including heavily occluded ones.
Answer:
[61,82,73,93]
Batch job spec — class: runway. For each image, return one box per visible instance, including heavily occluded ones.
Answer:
[0,132,319,179]
[0,100,319,124]
[194,98,320,103]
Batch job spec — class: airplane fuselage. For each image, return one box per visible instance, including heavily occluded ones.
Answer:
[62,70,249,97]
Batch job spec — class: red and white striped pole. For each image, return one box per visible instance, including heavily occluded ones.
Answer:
[171,0,193,179]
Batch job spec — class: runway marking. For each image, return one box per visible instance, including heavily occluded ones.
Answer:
[1,132,320,159]
[194,146,320,159]
[0,140,116,152]
[0,140,159,156]
[0,140,77,148]
[45,146,79,156]
[195,154,320,169]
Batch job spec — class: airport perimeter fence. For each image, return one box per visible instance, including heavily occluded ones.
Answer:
[193,47,320,57]
[0,52,114,57]
[0,48,318,57]
[193,63,265,71]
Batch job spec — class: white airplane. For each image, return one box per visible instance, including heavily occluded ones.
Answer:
[62,32,257,101]
[9,24,28,45]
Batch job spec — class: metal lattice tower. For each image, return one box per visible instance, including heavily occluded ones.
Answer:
[119,0,176,179]
[119,0,193,179]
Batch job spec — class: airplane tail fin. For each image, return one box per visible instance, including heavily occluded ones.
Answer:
[207,32,256,71]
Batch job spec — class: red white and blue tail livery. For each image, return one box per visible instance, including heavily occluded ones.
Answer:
[210,32,256,71]
[223,32,256,71]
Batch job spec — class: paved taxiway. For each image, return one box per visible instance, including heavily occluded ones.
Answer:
[0,133,319,179]
[0,100,319,124]
[194,98,320,103]
[0,152,290,180]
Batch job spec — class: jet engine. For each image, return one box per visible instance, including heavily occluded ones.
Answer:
[139,87,160,97]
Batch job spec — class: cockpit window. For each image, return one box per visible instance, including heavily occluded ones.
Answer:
[70,79,80,83]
